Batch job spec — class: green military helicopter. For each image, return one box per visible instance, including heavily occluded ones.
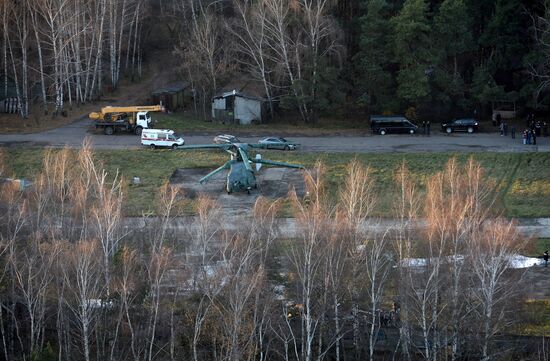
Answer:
[178,142,304,194]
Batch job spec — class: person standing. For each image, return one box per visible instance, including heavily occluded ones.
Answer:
[427,121,431,136]
[527,129,532,144]
[535,120,542,137]
[511,125,516,139]
[499,122,504,136]
[544,251,549,267]
[503,121,508,136]
[523,129,528,144]
[422,120,426,136]
[533,130,537,145]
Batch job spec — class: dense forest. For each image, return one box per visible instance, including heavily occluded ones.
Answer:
[1,0,550,122]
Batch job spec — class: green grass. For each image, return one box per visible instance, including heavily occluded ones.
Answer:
[516,300,550,336]
[155,112,372,134]
[3,149,550,217]
[527,238,550,257]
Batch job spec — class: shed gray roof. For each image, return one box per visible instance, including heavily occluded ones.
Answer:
[151,82,188,95]
[212,89,265,102]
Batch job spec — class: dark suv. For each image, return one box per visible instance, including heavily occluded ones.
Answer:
[441,118,479,134]
[370,116,418,135]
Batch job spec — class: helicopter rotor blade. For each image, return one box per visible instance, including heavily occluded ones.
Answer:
[178,144,232,150]
[237,147,254,172]
[199,161,232,184]
[252,158,304,169]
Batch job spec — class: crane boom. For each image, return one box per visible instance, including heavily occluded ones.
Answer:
[89,105,165,120]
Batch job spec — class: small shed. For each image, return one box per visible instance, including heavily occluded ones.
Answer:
[211,90,265,125]
[151,82,188,112]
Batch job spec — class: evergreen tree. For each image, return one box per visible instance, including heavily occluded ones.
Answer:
[480,0,528,74]
[471,0,528,112]
[354,0,395,112]
[391,0,432,106]
[433,0,474,113]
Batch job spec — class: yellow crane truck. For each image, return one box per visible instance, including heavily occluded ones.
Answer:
[89,105,165,135]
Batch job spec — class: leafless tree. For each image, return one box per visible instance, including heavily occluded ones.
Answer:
[528,1,550,104]
[337,159,376,360]
[263,0,342,123]
[9,238,60,357]
[288,162,335,361]
[62,240,103,361]
[90,169,125,296]
[364,231,391,361]
[230,0,275,116]
[175,0,234,119]
[392,162,419,361]
[469,219,524,360]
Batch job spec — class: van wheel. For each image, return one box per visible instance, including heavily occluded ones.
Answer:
[135,126,143,135]
[467,127,474,133]
[446,127,452,134]
[150,144,156,150]
[172,144,178,150]
[380,129,386,135]
[104,126,114,135]
[409,129,415,134]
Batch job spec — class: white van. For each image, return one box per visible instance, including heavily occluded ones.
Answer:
[141,129,184,149]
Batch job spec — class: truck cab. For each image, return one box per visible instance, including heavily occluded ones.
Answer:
[141,129,184,149]
[136,111,153,130]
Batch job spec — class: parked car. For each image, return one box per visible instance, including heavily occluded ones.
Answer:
[258,137,299,150]
[141,129,184,149]
[370,115,418,135]
[213,134,241,144]
[441,118,479,134]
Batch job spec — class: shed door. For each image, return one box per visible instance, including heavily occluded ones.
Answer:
[213,97,225,110]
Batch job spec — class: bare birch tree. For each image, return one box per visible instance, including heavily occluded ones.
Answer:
[230,0,275,117]
[337,159,376,360]
[288,162,334,361]
[470,219,523,361]
[62,240,103,361]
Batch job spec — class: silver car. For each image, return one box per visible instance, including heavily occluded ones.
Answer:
[213,134,240,144]
[258,137,298,150]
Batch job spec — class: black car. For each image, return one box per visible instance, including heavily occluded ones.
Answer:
[370,116,418,135]
[441,118,479,134]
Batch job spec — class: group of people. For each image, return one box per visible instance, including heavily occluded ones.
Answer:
[523,128,538,145]
[522,114,549,145]
[499,121,513,137]
[494,113,548,145]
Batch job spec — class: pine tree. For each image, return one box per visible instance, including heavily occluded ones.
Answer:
[391,0,432,106]
[433,0,474,113]
[354,0,395,112]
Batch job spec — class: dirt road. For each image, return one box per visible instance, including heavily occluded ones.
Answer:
[1,117,550,153]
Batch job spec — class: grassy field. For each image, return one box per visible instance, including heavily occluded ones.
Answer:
[3,149,550,218]
[155,112,373,134]
[155,112,500,134]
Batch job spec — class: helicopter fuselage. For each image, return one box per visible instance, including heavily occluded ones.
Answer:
[227,160,256,193]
